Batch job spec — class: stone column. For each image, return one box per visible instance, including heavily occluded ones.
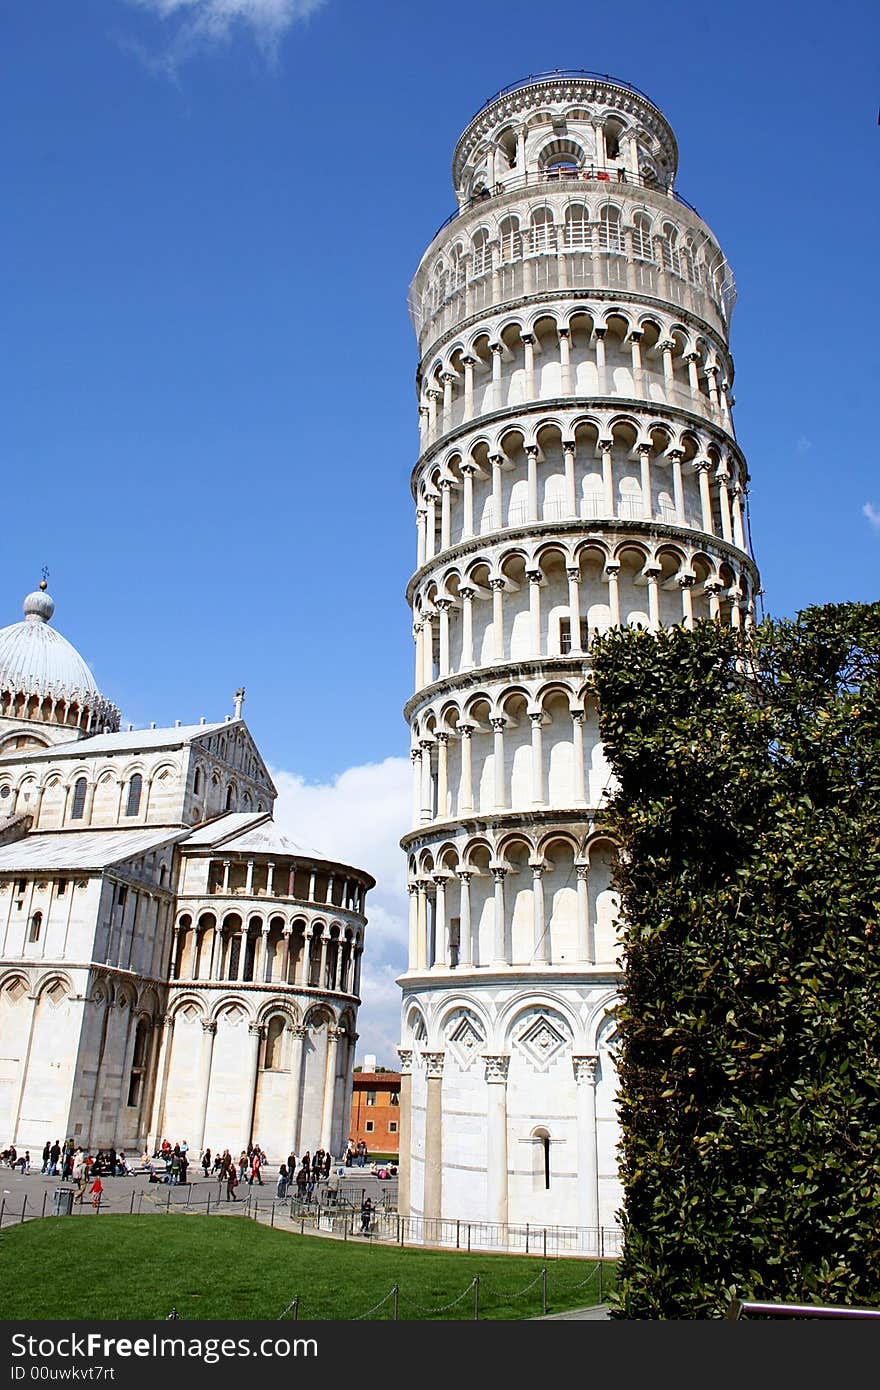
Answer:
[245,858,254,895]
[407,883,419,968]
[221,859,231,894]
[437,599,452,677]
[573,1055,600,1240]
[491,866,507,965]
[576,863,592,962]
[566,567,582,651]
[605,563,621,628]
[422,612,435,686]
[731,486,746,550]
[415,882,428,971]
[460,462,476,540]
[638,444,653,519]
[416,508,427,568]
[490,343,504,410]
[423,1051,445,1222]
[236,924,248,982]
[670,450,686,524]
[531,862,548,963]
[526,569,543,656]
[679,574,695,628]
[432,876,448,970]
[457,870,472,967]
[147,1014,175,1150]
[524,444,539,523]
[558,327,572,394]
[629,330,643,390]
[458,724,473,812]
[320,1026,343,1152]
[439,478,453,550]
[489,452,504,529]
[563,441,577,517]
[490,577,505,661]
[521,332,535,398]
[435,732,449,820]
[459,586,475,669]
[697,461,714,533]
[298,925,313,986]
[572,710,587,805]
[705,363,720,408]
[484,1055,510,1226]
[241,1023,263,1148]
[659,338,675,388]
[600,438,615,516]
[420,740,433,823]
[529,711,545,806]
[491,717,506,809]
[462,357,475,420]
[685,351,700,394]
[646,565,661,631]
[396,1048,413,1217]
[195,1020,217,1152]
[261,925,272,983]
[284,1023,308,1155]
[717,471,733,541]
[594,327,607,393]
[266,861,275,896]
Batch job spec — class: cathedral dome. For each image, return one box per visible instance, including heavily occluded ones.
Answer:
[0,582,120,734]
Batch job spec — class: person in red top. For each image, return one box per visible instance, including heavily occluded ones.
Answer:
[89,1176,103,1208]
[250,1152,263,1186]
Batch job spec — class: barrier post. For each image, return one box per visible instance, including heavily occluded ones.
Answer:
[271,1202,275,1227]
[41,1192,47,1219]
[473,1275,480,1321]
[129,1191,135,1214]
[20,1195,27,1224]
[393,1284,399,1321]
[525,1222,529,1255]
[542,1266,547,1316]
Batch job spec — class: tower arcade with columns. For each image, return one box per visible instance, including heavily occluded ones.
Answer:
[397,71,759,1237]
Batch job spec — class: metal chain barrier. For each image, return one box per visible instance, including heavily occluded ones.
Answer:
[395,1277,478,1317]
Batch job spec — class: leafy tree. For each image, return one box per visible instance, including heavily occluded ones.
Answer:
[590,603,880,1318]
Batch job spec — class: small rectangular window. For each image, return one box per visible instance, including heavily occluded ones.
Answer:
[560,617,589,653]
[390,1092,399,1106]
[364,1121,374,1133]
[366,1091,377,1107]
[57,879,67,897]
[388,1122,398,1134]
[16,880,26,895]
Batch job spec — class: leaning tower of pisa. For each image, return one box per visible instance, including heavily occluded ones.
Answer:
[396,71,759,1242]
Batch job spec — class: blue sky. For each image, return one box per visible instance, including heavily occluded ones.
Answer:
[3,0,878,1065]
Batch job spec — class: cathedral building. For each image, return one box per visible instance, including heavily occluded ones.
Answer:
[397,71,758,1239]
[0,581,374,1159]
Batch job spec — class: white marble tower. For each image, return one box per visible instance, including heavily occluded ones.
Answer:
[396,70,758,1240]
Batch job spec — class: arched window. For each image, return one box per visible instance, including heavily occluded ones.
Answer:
[264,1016,286,1070]
[472,228,491,277]
[125,773,142,818]
[597,205,623,254]
[631,213,653,261]
[225,786,234,811]
[499,216,522,263]
[71,778,87,820]
[564,204,590,249]
[661,223,681,275]
[193,768,201,795]
[28,910,42,943]
[529,207,557,254]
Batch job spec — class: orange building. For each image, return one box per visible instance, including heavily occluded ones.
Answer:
[349,1071,400,1156]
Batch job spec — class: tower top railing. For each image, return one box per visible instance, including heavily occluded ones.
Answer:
[468,69,659,121]
[429,165,700,244]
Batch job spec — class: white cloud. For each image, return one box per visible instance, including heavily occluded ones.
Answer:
[125,0,327,66]
[863,502,880,530]
[270,756,411,1068]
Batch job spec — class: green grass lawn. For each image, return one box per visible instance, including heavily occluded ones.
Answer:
[0,1215,614,1321]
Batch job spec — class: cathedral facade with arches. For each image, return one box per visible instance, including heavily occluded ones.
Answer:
[0,583,373,1159]
[397,72,758,1239]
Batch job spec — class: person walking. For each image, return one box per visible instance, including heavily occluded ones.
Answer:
[276,1164,288,1199]
[250,1151,263,1187]
[225,1167,239,1202]
[360,1196,373,1234]
[41,1141,50,1175]
[201,1147,212,1178]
